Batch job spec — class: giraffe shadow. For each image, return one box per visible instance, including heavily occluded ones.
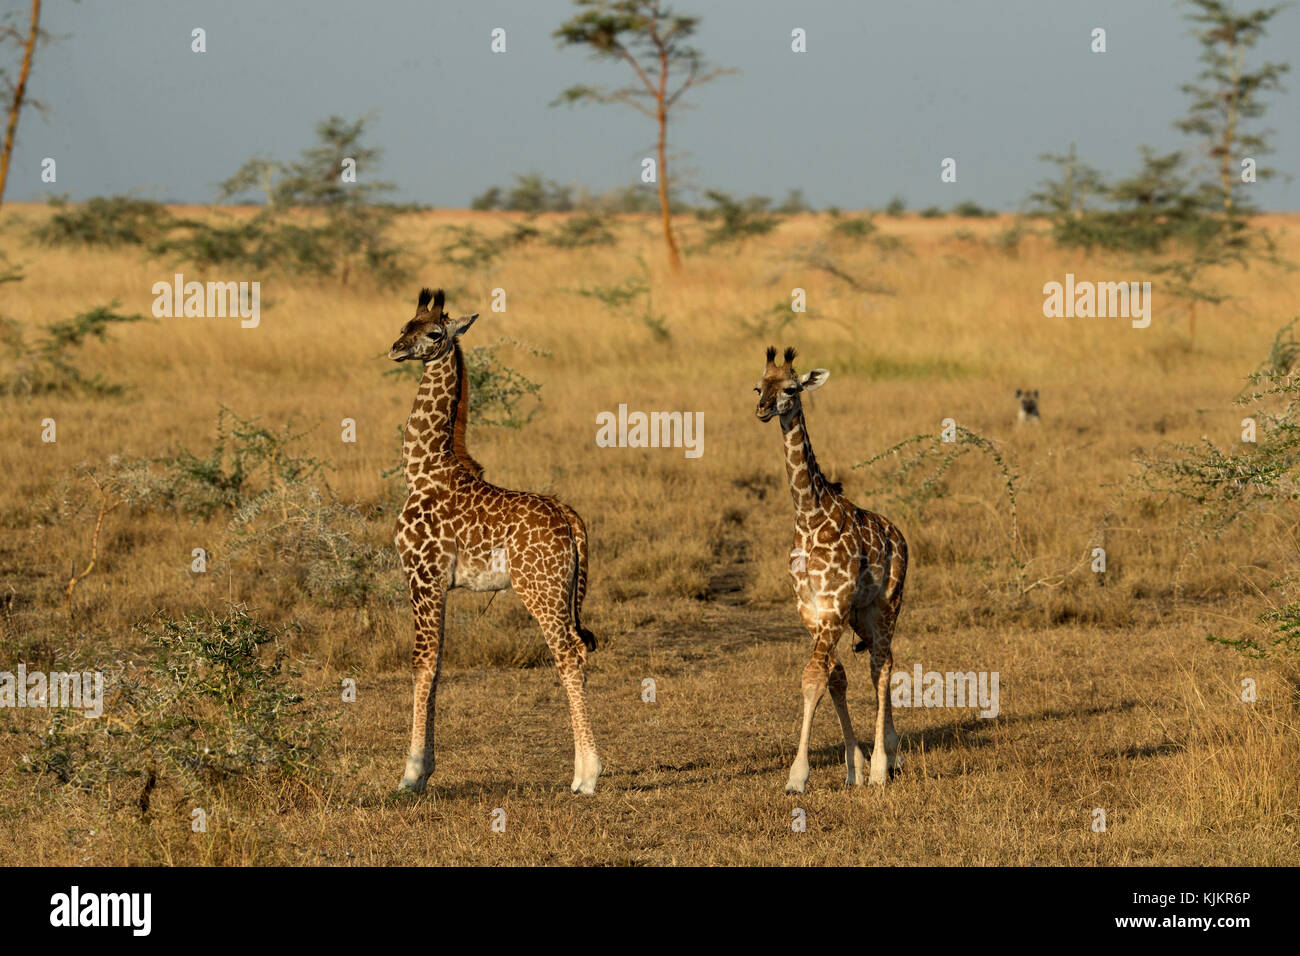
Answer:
[898,697,1141,753]
[758,697,1148,785]
[361,698,1147,799]
[1100,741,1183,760]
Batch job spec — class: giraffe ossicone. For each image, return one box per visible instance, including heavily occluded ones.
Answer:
[390,288,601,795]
[754,344,909,790]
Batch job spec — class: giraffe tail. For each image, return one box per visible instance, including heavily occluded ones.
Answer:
[558,503,597,652]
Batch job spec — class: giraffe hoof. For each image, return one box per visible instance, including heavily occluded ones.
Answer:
[784,780,807,795]
[398,772,428,794]
[570,754,601,794]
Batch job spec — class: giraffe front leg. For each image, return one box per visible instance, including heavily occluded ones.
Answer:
[827,657,865,787]
[400,579,446,793]
[786,623,840,794]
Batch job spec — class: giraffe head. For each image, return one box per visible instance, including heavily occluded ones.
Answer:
[754,346,829,422]
[388,288,479,363]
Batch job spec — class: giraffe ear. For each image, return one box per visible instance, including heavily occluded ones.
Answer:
[799,368,829,392]
[449,313,479,338]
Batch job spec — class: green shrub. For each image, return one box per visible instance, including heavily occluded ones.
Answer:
[34,195,175,248]
[570,257,667,341]
[696,190,781,246]
[952,200,996,218]
[385,338,549,428]
[143,408,327,519]
[464,340,549,427]
[223,486,396,610]
[1137,319,1300,660]
[830,214,877,239]
[546,213,616,248]
[775,189,812,214]
[440,222,540,270]
[25,606,337,804]
[857,424,1028,590]
[0,303,146,397]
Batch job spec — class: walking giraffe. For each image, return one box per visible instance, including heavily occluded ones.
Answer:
[388,288,601,794]
[754,346,909,790]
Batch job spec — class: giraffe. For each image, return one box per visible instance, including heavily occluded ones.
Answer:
[754,346,909,790]
[388,288,601,795]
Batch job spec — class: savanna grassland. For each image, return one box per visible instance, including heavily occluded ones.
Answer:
[1,204,1297,865]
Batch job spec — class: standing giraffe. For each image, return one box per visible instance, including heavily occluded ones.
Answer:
[388,288,601,794]
[754,346,909,790]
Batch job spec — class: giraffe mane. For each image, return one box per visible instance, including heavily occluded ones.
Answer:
[451,341,484,479]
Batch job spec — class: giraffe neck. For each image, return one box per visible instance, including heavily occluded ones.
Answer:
[403,344,482,485]
[780,406,834,519]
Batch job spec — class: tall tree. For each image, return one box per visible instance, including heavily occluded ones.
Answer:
[554,0,730,272]
[1176,0,1289,214]
[0,0,41,214]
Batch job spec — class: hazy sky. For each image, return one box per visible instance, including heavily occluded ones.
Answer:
[8,0,1299,210]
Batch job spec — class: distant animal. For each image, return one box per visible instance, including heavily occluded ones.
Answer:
[754,346,909,791]
[1016,388,1040,424]
[388,288,601,795]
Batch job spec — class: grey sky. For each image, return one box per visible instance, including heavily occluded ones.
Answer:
[8,0,1299,209]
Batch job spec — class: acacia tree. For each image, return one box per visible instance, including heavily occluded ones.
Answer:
[554,0,730,271]
[1028,143,1107,220]
[0,0,41,213]
[183,116,405,286]
[1158,0,1291,337]
[1176,0,1289,214]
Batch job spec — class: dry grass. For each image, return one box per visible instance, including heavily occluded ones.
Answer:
[1,204,1297,865]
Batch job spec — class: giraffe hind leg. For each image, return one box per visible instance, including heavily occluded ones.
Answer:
[827,656,866,787]
[515,571,601,795]
[866,597,903,784]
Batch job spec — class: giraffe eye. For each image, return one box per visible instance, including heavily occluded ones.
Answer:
[783,386,798,395]
[753,386,760,394]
